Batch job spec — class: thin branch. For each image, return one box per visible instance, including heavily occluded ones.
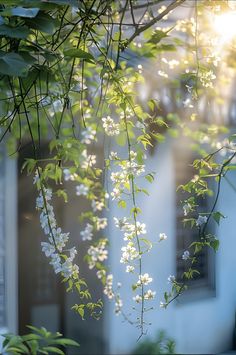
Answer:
[124,0,186,49]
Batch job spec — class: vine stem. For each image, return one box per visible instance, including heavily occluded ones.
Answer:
[123,111,145,339]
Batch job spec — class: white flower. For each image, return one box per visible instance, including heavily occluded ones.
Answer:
[96,217,107,230]
[91,199,104,212]
[97,270,106,279]
[183,203,192,216]
[182,250,190,260]
[196,215,207,227]
[126,265,135,273]
[50,253,62,274]
[80,223,93,241]
[114,217,130,231]
[159,233,167,241]
[158,70,168,78]
[136,222,146,235]
[137,273,153,286]
[69,247,77,260]
[183,98,194,108]
[41,242,55,257]
[120,243,139,263]
[63,168,72,181]
[60,258,79,278]
[133,295,142,303]
[111,187,121,200]
[76,184,89,196]
[102,116,120,136]
[144,289,156,300]
[103,273,114,299]
[167,275,176,283]
[33,172,39,185]
[160,301,167,308]
[109,151,118,160]
[81,150,96,168]
[81,127,96,144]
[115,297,123,315]
[88,240,108,269]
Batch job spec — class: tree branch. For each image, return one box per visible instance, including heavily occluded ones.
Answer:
[123,0,186,49]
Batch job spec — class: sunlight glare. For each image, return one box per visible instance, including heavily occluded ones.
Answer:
[214,12,236,43]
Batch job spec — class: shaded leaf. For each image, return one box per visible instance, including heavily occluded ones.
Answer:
[64,48,95,62]
[0,24,30,39]
[1,7,39,18]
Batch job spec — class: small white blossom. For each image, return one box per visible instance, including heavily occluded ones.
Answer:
[182,250,190,260]
[167,275,176,283]
[80,223,93,241]
[183,203,192,216]
[133,295,142,303]
[102,116,120,136]
[97,269,106,279]
[115,297,123,315]
[196,215,207,227]
[76,184,89,196]
[41,242,55,257]
[120,242,139,263]
[88,240,108,269]
[144,289,156,300]
[63,168,72,181]
[109,151,118,160]
[96,217,107,230]
[81,127,96,144]
[137,273,153,286]
[91,199,104,212]
[183,98,194,108]
[103,274,114,299]
[126,265,135,273]
[136,222,147,235]
[159,233,167,241]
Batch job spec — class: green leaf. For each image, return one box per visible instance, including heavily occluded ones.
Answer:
[1,7,39,18]
[148,30,168,44]
[41,346,64,355]
[25,12,57,34]
[51,338,80,347]
[118,200,126,209]
[145,173,155,183]
[0,52,31,76]
[211,238,220,252]
[64,48,95,63]
[22,334,41,342]
[212,211,225,225]
[229,134,236,142]
[0,24,30,39]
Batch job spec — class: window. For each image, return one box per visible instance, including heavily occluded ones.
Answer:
[174,143,215,296]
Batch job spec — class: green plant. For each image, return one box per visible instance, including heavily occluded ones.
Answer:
[1,325,79,355]
[132,330,176,355]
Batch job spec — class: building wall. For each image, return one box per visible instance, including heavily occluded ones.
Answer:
[106,137,236,354]
[0,153,18,349]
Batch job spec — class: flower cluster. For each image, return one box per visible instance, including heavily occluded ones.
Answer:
[81,127,96,144]
[110,151,145,201]
[102,116,120,136]
[80,223,93,241]
[87,239,108,269]
[182,250,190,260]
[36,186,79,279]
[120,242,139,264]
[103,274,114,299]
[196,215,208,227]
